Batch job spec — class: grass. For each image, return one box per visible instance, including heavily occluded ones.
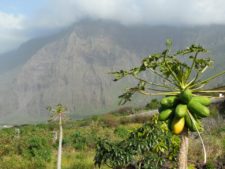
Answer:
[0,107,225,168]
[188,112,225,168]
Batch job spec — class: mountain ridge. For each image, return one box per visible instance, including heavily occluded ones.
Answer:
[1,20,225,124]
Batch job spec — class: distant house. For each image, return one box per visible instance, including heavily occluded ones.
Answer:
[219,93,224,98]
[2,125,14,128]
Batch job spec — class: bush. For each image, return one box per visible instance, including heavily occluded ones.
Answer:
[24,136,51,162]
[114,126,129,138]
[63,136,71,146]
[71,131,86,150]
[95,115,180,169]
[205,161,216,169]
[101,114,119,127]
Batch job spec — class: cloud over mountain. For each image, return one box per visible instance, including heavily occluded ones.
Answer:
[33,0,225,26]
[1,0,225,53]
[0,11,26,53]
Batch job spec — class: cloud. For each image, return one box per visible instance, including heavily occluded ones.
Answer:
[0,12,25,29]
[2,0,225,53]
[30,0,225,27]
[0,11,27,53]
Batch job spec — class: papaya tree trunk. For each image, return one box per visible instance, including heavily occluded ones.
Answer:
[178,127,189,169]
[57,114,63,169]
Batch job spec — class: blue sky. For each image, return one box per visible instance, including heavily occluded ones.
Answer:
[1,0,225,54]
[0,0,46,15]
[0,0,47,53]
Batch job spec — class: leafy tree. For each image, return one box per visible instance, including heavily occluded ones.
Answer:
[47,104,67,169]
[95,115,180,169]
[110,40,225,168]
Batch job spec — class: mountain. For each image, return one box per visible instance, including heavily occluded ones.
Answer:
[0,20,225,124]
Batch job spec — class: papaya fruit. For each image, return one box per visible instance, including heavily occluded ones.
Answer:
[185,113,202,131]
[171,116,185,134]
[191,111,203,119]
[191,96,211,106]
[188,100,210,117]
[158,106,165,113]
[159,109,173,121]
[160,96,178,108]
[167,115,174,131]
[175,104,187,117]
[179,89,192,103]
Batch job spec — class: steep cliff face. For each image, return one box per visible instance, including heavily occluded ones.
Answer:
[12,29,139,122]
[1,20,225,124]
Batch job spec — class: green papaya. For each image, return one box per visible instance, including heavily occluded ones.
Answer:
[185,113,202,131]
[179,89,192,103]
[175,104,187,117]
[192,112,203,119]
[159,109,173,121]
[158,106,165,113]
[160,96,178,108]
[188,100,210,117]
[167,115,174,131]
[191,96,211,106]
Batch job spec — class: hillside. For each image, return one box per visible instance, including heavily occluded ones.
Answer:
[1,20,225,123]
[0,107,225,169]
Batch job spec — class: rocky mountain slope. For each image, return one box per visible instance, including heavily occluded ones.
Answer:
[1,20,225,124]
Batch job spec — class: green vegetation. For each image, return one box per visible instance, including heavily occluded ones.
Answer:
[0,107,224,168]
[111,40,225,168]
[95,115,180,169]
[0,41,225,168]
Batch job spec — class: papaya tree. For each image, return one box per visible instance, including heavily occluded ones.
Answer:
[47,104,67,169]
[111,40,225,168]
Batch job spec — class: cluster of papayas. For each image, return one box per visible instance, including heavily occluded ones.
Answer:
[158,89,211,134]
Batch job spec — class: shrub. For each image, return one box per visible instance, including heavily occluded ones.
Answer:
[24,136,51,162]
[71,131,86,150]
[62,136,71,146]
[114,126,129,138]
[101,114,119,127]
[95,115,180,169]
[205,161,216,169]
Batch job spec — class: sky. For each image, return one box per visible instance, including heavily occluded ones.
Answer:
[1,0,225,53]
